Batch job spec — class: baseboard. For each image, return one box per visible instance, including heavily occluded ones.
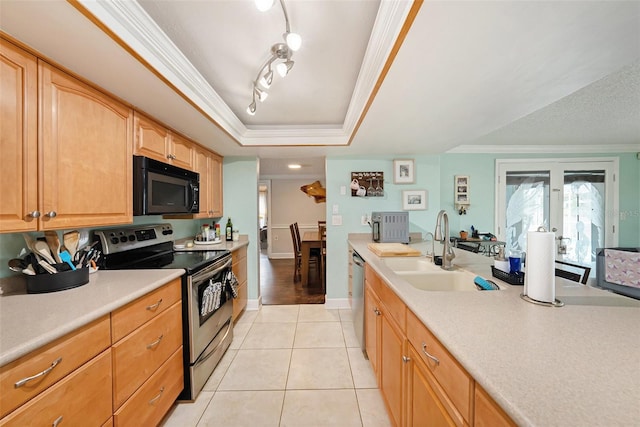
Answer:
[246,297,261,311]
[324,298,350,310]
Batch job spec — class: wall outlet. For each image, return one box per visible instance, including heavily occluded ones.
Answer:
[332,215,342,226]
[361,214,371,225]
[274,235,278,241]
[332,204,339,214]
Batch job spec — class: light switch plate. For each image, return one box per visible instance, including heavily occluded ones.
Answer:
[332,215,342,226]
[340,186,346,195]
[332,204,339,214]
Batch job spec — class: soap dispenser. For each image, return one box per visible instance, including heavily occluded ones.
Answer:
[494,247,510,273]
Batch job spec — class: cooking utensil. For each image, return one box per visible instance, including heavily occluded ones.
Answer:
[44,231,62,263]
[22,233,41,261]
[63,231,80,260]
[33,240,56,264]
[78,229,90,250]
[59,250,76,271]
[8,258,26,272]
[38,260,57,274]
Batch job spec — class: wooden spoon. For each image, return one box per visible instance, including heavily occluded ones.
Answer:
[34,240,56,264]
[63,230,80,260]
[44,231,62,263]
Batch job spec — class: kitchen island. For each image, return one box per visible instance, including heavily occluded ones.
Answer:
[349,235,640,426]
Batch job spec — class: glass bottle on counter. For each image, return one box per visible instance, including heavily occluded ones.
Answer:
[215,223,221,241]
[225,218,233,241]
[202,224,210,241]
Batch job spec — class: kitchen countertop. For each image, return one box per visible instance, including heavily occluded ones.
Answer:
[349,236,640,426]
[0,269,184,367]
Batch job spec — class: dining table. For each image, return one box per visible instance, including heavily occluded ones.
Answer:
[300,231,322,287]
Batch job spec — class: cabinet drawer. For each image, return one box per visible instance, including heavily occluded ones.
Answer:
[112,301,182,409]
[0,315,110,418]
[407,310,472,423]
[365,265,405,331]
[232,258,247,286]
[111,278,181,343]
[114,347,183,427]
[232,246,247,263]
[0,349,112,427]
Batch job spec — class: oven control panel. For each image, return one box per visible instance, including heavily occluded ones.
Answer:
[93,223,174,254]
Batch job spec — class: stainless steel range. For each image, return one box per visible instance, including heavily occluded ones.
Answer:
[93,223,234,401]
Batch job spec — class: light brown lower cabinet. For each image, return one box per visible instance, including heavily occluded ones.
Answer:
[364,265,515,427]
[0,279,183,426]
[232,245,248,321]
[0,350,112,427]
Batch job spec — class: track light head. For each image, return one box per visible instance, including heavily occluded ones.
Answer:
[246,100,257,115]
[284,32,302,51]
[276,59,294,77]
[254,85,268,102]
[254,0,275,12]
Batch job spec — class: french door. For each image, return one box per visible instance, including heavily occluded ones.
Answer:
[496,158,618,269]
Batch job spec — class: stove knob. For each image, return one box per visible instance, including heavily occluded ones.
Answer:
[128,235,135,241]
[120,236,128,243]
[110,237,119,245]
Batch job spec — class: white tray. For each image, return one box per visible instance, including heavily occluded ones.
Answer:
[193,240,223,245]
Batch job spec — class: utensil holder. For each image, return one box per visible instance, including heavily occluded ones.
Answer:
[26,267,90,294]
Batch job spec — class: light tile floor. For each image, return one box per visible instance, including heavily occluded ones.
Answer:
[161,305,392,427]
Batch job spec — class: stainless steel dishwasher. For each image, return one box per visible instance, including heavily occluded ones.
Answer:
[351,250,366,356]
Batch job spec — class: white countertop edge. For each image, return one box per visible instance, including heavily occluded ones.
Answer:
[0,269,184,366]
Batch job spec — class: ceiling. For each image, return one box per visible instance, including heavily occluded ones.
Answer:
[1,1,639,176]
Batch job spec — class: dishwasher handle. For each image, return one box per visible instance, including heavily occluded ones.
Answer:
[352,251,365,267]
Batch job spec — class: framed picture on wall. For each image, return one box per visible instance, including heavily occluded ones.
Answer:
[393,159,415,184]
[402,190,427,210]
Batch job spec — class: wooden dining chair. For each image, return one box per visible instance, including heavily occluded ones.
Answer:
[290,223,319,282]
[318,222,327,291]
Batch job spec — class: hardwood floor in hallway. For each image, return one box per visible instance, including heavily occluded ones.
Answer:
[260,251,325,305]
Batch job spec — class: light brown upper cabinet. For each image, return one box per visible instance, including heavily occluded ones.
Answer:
[0,38,133,233]
[0,39,38,233]
[39,61,133,230]
[179,145,224,219]
[133,112,193,170]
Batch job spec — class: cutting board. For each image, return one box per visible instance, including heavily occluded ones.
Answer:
[368,243,421,257]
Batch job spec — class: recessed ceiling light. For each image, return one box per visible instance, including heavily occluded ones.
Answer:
[288,164,302,169]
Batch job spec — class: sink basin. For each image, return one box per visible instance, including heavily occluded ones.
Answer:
[382,257,439,272]
[396,270,499,292]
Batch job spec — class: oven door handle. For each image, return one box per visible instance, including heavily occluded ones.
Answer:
[192,256,233,283]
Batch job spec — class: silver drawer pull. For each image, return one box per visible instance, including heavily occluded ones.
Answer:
[146,334,164,349]
[421,342,440,366]
[52,415,63,427]
[148,387,165,405]
[146,298,163,311]
[15,357,62,388]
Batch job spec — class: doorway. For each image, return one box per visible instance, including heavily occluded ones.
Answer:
[496,158,618,273]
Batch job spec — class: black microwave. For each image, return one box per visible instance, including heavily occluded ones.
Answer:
[133,156,199,215]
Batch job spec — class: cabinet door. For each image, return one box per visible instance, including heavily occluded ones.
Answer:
[232,246,248,320]
[194,147,211,216]
[380,312,405,427]
[0,40,38,232]
[406,346,456,427]
[209,153,223,217]
[169,133,193,170]
[39,61,133,229]
[474,385,516,427]
[364,285,381,379]
[133,112,170,163]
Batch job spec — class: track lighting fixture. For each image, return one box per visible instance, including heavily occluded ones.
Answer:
[247,0,301,115]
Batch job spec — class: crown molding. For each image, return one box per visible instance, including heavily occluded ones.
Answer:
[75,0,411,147]
[76,0,246,138]
[447,144,640,154]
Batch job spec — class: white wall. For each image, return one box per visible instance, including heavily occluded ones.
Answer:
[268,178,326,257]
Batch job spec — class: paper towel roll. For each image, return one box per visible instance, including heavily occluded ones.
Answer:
[525,230,556,302]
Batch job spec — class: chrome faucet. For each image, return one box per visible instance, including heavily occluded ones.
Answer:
[424,231,435,260]
[434,210,455,270]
